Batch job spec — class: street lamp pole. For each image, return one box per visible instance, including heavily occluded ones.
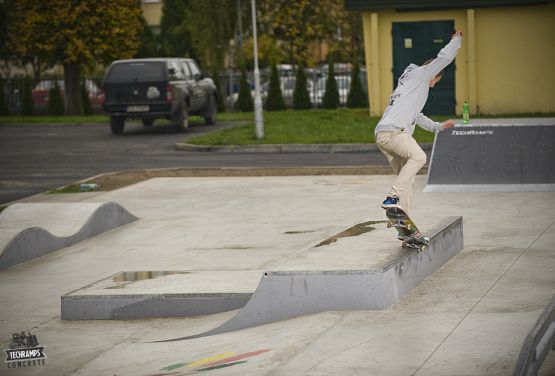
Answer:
[250,0,264,139]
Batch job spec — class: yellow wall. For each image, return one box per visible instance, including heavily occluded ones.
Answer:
[475,4,555,114]
[362,3,555,116]
[141,1,163,29]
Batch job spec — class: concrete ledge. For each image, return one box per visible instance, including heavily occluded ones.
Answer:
[175,142,433,153]
[156,216,463,341]
[61,293,252,320]
[0,202,138,270]
[61,270,261,320]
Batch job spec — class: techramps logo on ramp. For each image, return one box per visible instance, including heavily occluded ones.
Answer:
[451,129,494,136]
[4,331,47,370]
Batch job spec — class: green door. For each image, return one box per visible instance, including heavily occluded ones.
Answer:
[392,20,455,115]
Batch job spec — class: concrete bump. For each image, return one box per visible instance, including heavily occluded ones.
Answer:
[0,202,138,270]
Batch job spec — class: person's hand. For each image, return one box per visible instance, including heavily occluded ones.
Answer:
[452,31,463,39]
[441,119,455,129]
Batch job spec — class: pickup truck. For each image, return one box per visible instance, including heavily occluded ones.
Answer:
[102,58,218,134]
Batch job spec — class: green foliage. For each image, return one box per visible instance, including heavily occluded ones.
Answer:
[10,0,143,115]
[48,82,64,116]
[347,61,368,108]
[159,0,194,58]
[322,62,339,109]
[0,79,8,116]
[136,16,160,58]
[265,64,285,111]
[293,66,311,110]
[80,81,93,115]
[211,69,226,113]
[237,68,253,112]
[21,79,34,116]
[188,0,235,73]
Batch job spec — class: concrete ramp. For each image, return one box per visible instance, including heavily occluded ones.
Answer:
[156,216,463,342]
[425,118,555,192]
[0,202,138,270]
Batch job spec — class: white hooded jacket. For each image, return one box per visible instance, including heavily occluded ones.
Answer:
[375,36,462,135]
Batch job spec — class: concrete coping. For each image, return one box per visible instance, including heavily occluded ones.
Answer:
[175,143,433,153]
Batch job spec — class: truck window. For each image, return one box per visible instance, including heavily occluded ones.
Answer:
[105,62,165,82]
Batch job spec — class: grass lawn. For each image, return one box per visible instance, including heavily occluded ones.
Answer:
[189,109,449,145]
[0,115,109,124]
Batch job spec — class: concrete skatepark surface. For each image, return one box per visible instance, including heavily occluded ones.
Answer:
[0,175,553,375]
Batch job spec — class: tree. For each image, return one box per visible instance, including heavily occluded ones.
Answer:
[9,0,143,115]
[135,16,160,58]
[237,67,253,112]
[347,61,368,108]
[20,78,34,116]
[48,82,64,116]
[322,61,339,109]
[293,66,311,110]
[159,0,194,58]
[265,64,285,111]
[258,0,344,66]
[80,81,93,115]
[188,0,235,74]
[0,79,8,116]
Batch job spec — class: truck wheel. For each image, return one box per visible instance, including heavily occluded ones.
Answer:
[204,95,217,125]
[173,102,189,132]
[110,117,125,134]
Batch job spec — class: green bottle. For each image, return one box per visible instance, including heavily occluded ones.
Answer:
[463,101,470,124]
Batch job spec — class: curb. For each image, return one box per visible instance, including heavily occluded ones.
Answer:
[175,143,433,153]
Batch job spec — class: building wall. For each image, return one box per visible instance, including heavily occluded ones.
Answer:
[362,3,555,116]
[475,4,555,114]
[141,0,163,32]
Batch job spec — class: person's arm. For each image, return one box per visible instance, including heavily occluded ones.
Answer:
[415,114,455,133]
[420,32,463,82]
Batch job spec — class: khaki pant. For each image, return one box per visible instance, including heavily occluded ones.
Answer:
[376,130,427,215]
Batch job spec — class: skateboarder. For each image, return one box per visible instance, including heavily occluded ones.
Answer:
[376,31,463,215]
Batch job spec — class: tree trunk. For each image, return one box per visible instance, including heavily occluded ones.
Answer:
[63,62,83,115]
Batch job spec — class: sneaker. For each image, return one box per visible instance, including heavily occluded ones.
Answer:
[381,195,400,209]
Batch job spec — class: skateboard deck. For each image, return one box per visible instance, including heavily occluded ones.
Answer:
[385,207,429,251]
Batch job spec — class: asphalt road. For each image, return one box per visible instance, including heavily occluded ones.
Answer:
[0,120,392,204]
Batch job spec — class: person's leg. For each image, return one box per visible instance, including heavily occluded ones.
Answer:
[377,131,426,215]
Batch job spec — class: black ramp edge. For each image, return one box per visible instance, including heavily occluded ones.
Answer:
[426,124,555,190]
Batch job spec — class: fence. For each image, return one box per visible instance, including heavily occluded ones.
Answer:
[218,67,368,111]
[0,77,104,116]
[0,67,368,115]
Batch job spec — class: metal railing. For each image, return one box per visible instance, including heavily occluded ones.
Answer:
[513,294,555,376]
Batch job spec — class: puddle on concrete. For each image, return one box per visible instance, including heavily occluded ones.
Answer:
[315,220,386,247]
[107,271,190,289]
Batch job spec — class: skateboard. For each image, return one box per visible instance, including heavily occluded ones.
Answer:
[385,207,429,251]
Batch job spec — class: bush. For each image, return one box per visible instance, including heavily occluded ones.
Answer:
[80,81,92,115]
[211,69,226,113]
[48,82,65,115]
[293,66,311,110]
[347,61,368,108]
[265,64,285,111]
[322,61,339,109]
[21,78,34,116]
[0,79,8,116]
[237,67,253,112]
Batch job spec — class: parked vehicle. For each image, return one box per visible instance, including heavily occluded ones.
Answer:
[32,79,104,114]
[102,58,217,134]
